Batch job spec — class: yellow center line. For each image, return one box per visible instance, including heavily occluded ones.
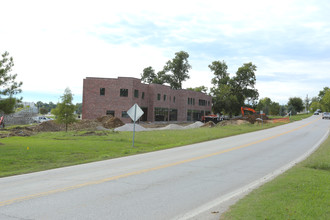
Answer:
[0,117,320,207]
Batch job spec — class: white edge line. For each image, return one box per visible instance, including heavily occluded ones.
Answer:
[177,129,330,220]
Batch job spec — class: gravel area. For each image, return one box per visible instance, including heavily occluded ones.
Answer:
[114,121,204,132]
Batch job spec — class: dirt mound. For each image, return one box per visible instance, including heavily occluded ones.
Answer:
[217,119,249,126]
[33,121,63,132]
[202,121,215,127]
[246,115,269,124]
[103,117,125,129]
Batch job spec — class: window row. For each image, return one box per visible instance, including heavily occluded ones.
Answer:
[198,99,211,106]
[154,108,177,121]
[100,88,145,99]
[188,97,195,105]
[157,93,176,103]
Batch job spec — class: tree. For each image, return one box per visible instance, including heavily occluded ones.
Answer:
[318,87,329,100]
[0,51,23,114]
[287,97,304,113]
[320,88,330,111]
[231,62,259,107]
[187,86,208,93]
[163,51,191,89]
[141,66,156,84]
[210,61,259,117]
[39,107,48,115]
[52,88,76,132]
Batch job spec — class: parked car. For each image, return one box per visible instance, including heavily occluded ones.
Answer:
[314,111,319,115]
[32,116,53,123]
[322,112,330,119]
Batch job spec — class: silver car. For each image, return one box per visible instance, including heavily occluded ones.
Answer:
[322,112,330,119]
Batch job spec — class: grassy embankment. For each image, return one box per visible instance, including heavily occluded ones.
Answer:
[221,120,329,219]
[0,114,310,177]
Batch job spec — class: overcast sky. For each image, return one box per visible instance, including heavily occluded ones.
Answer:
[1,0,329,104]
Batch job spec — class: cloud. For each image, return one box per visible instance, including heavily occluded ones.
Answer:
[1,0,330,105]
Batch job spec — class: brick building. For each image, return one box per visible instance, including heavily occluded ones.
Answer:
[82,77,212,123]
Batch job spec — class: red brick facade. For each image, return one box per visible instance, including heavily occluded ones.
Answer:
[82,77,212,123]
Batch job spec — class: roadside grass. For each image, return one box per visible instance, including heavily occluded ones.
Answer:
[220,129,330,220]
[0,113,311,177]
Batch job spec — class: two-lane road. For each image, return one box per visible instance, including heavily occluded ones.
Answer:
[0,115,329,219]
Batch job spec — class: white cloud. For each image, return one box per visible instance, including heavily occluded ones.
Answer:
[1,0,329,104]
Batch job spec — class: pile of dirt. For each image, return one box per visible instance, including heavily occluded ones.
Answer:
[97,115,125,129]
[216,119,249,126]
[245,115,269,124]
[34,121,64,132]
[202,121,215,127]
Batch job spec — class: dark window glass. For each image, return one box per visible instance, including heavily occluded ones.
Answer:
[120,89,128,97]
[122,111,129,118]
[157,93,161,100]
[100,88,105,96]
[199,99,206,106]
[173,96,176,103]
[142,92,145,99]
[106,110,115,116]
[164,94,167,101]
[154,108,169,121]
[134,89,139,98]
[169,109,177,121]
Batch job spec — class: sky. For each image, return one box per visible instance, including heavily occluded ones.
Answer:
[1,0,329,105]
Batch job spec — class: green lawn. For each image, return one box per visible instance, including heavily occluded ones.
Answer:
[221,129,330,220]
[0,114,310,177]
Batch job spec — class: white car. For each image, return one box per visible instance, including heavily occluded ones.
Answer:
[33,116,53,123]
[322,112,330,119]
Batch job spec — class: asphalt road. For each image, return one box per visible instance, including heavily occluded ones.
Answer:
[0,115,329,220]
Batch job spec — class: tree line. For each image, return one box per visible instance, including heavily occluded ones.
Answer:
[1,50,329,120]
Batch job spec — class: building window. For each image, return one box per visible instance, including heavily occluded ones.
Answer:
[173,96,176,103]
[169,109,177,121]
[208,101,210,106]
[164,94,167,101]
[187,110,203,121]
[142,92,145,99]
[157,93,161,100]
[193,98,195,105]
[100,88,105,96]
[106,110,115,116]
[120,89,128,97]
[134,89,139,98]
[199,99,206,106]
[122,111,129,118]
[154,107,169,121]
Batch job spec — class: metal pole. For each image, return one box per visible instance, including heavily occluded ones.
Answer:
[132,104,137,147]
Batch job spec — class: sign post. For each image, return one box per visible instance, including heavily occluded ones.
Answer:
[127,103,144,147]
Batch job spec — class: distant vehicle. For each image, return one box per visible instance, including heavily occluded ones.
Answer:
[201,114,223,123]
[314,111,319,115]
[322,112,330,119]
[33,116,53,123]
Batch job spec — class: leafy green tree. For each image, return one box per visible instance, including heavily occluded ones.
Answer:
[231,62,259,107]
[0,51,23,114]
[288,97,304,113]
[141,66,157,84]
[52,88,76,132]
[210,61,259,116]
[75,103,82,115]
[39,107,48,115]
[187,86,208,93]
[318,87,329,100]
[320,88,330,111]
[163,51,191,89]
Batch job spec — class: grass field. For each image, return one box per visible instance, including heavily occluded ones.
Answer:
[0,114,309,178]
[221,127,330,220]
